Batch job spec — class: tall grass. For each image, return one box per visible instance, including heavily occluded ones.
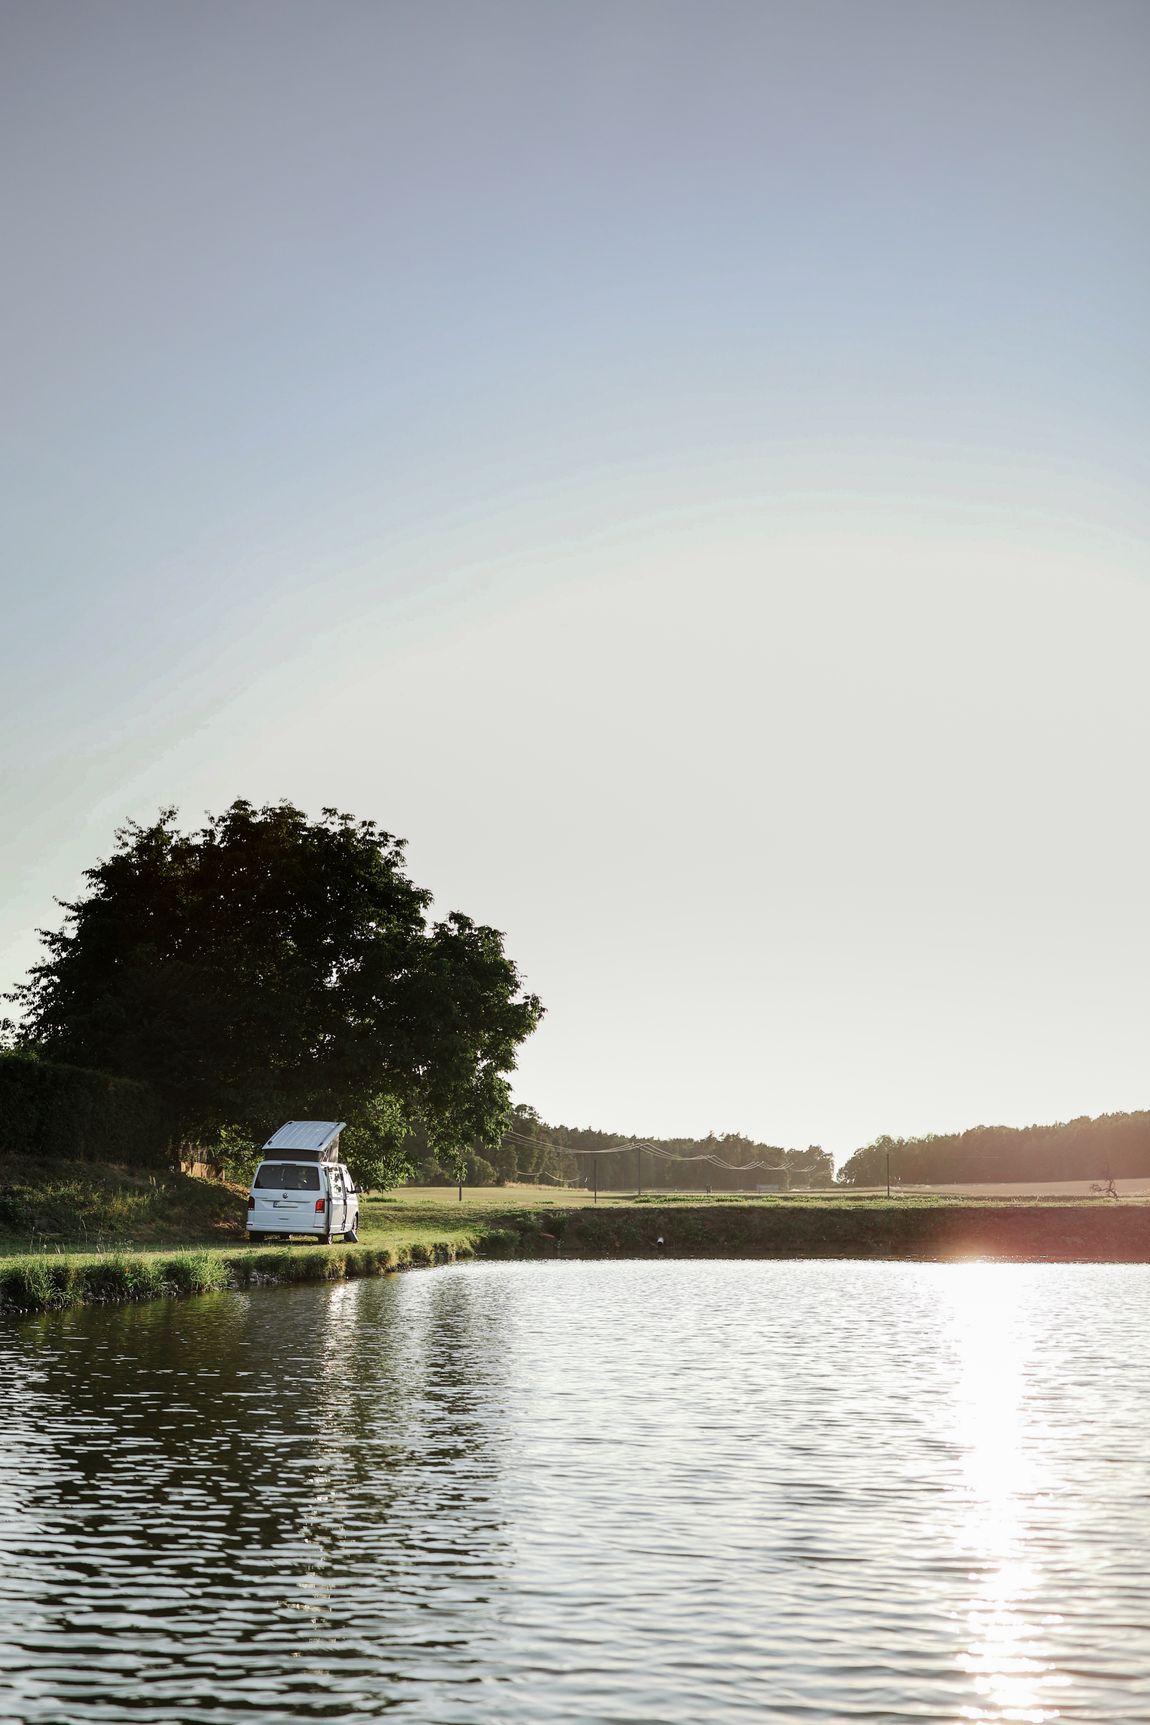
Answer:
[0,1235,479,1313]
[0,1158,243,1249]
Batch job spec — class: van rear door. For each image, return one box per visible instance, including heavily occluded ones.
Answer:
[250,1161,325,1233]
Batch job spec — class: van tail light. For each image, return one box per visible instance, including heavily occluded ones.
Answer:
[315,1197,327,1213]
[247,1194,255,1210]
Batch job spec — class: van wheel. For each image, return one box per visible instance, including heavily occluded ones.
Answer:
[248,1230,264,1244]
[344,1227,358,1244]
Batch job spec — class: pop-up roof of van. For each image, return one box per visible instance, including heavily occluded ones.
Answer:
[262,1120,346,1156]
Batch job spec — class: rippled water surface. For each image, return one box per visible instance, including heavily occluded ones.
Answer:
[1,1261,1148,1722]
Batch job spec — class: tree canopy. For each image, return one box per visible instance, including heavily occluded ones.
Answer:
[10,801,543,1176]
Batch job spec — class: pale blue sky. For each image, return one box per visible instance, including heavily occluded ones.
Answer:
[2,1,1148,1158]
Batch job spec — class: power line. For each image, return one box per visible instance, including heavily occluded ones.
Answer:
[502,1128,788,1175]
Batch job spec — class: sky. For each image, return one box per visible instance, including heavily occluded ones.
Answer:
[2,0,1148,1161]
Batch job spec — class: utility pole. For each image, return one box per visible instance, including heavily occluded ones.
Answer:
[886,1147,890,1199]
[637,1142,642,1197]
[593,1157,598,1203]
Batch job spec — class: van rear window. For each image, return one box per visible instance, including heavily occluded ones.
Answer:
[254,1164,321,1190]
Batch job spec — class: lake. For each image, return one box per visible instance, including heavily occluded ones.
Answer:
[1,1260,1147,1722]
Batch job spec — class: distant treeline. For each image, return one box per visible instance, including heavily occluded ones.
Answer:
[416,1106,835,1190]
[838,1113,1150,1187]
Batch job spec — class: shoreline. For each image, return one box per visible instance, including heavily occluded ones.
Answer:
[0,1236,476,1315]
[513,1201,1150,1263]
[3,1200,1150,1313]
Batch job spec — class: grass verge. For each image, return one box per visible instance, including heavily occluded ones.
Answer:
[0,1235,483,1314]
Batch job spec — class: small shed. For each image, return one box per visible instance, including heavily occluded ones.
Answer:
[262,1120,346,1162]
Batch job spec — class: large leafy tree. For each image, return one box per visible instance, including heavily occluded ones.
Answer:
[10,801,543,1172]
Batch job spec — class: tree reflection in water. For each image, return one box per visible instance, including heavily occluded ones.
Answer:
[0,1274,516,1718]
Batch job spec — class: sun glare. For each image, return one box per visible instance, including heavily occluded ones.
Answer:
[946,1266,1065,1724]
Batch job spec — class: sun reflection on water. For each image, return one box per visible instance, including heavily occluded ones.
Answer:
[945,1265,1065,1724]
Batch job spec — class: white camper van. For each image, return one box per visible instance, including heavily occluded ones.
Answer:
[247,1120,360,1245]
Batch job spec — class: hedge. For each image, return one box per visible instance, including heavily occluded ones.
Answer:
[0,1052,171,1168]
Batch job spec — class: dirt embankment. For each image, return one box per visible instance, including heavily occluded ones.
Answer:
[491,1203,1150,1263]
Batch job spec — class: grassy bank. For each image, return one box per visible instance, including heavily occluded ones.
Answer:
[0,1235,483,1314]
[2,1168,1149,1313]
[0,1158,244,1249]
[0,1162,491,1311]
[489,1199,1150,1262]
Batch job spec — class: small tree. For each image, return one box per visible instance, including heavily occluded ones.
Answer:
[10,801,543,1179]
[339,1094,412,1191]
